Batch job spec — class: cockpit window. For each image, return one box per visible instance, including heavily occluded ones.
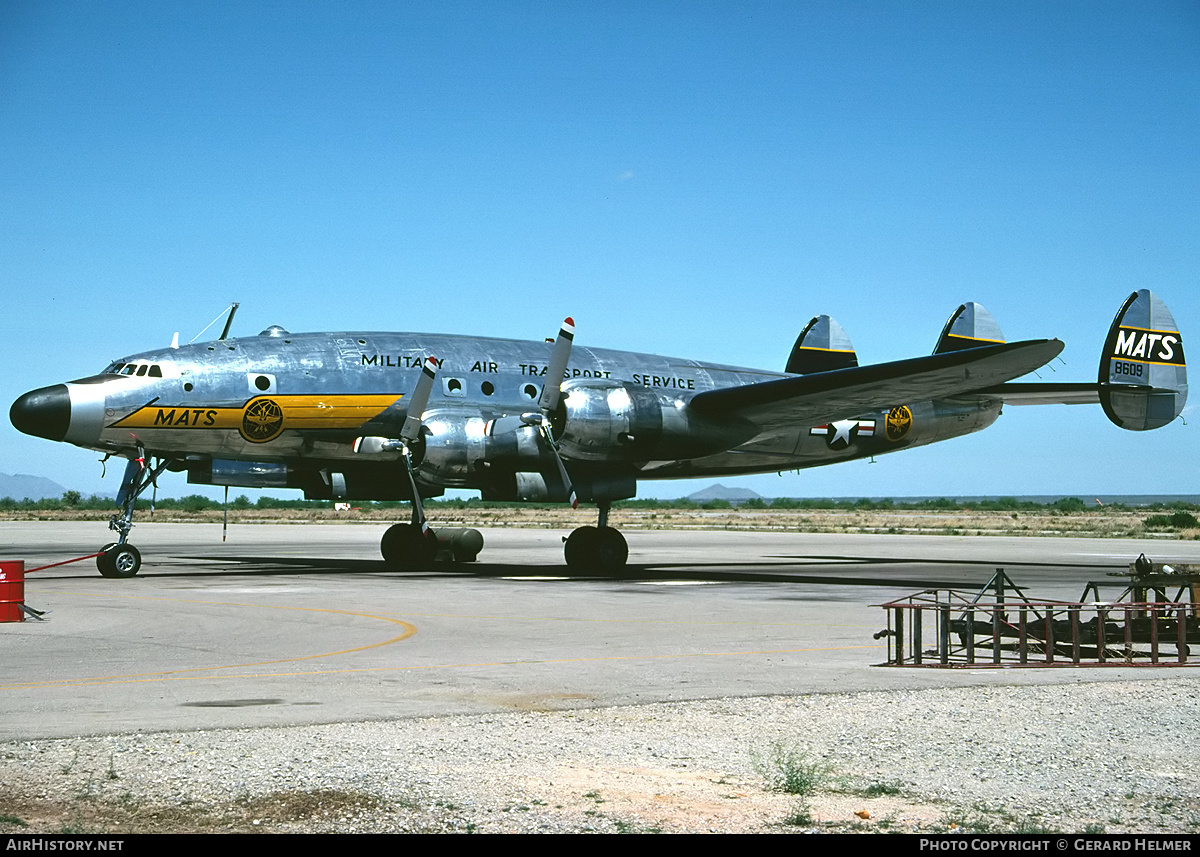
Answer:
[104,361,171,378]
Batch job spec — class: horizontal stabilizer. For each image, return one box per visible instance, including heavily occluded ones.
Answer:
[1099,290,1187,430]
[691,338,1063,429]
[934,302,1006,354]
[785,315,859,374]
[982,382,1100,406]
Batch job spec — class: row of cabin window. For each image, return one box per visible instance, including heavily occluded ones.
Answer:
[102,365,541,398]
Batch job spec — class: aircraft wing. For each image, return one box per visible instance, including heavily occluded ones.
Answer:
[688,339,1064,428]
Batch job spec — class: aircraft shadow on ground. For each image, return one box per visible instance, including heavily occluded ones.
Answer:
[29,550,1120,590]
[100,552,1113,590]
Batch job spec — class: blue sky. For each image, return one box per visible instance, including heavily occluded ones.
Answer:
[1,1,1197,499]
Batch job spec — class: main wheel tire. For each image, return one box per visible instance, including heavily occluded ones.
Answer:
[595,527,629,573]
[97,543,142,579]
[564,526,628,574]
[564,526,600,572]
[380,524,437,569]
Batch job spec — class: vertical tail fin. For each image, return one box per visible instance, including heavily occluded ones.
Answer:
[785,315,858,374]
[933,302,1006,354]
[1099,290,1187,430]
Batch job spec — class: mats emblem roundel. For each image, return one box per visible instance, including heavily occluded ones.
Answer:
[884,405,912,442]
[241,398,284,443]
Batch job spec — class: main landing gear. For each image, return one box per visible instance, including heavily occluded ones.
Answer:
[380,523,484,568]
[375,410,485,569]
[379,500,629,573]
[563,502,628,574]
[97,452,171,579]
[356,355,487,570]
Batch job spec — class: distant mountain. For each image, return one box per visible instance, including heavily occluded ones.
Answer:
[0,473,69,501]
[686,483,765,502]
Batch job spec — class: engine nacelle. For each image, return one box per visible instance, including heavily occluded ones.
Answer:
[558,381,746,462]
[417,410,551,484]
[417,412,491,486]
[414,385,749,487]
[558,382,663,461]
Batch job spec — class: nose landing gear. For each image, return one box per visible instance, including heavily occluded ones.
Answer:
[96,452,169,579]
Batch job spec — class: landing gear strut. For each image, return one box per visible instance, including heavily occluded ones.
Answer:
[564,502,628,574]
[97,452,170,579]
[378,442,442,570]
[378,391,483,569]
[353,356,482,570]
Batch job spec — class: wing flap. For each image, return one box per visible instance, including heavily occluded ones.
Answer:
[688,339,1063,427]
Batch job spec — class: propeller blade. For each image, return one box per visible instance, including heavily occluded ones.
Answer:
[401,356,439,442]
[402,451,430,533]
[538,317,574,412]
[538,421,578,509]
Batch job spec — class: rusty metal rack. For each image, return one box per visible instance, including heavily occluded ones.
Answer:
[876,561,1200,667]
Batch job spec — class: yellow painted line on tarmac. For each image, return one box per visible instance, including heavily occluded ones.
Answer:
[1,592,417,690]
[387,610,871,629]
[4,590,879,691]
[2,643,878,689]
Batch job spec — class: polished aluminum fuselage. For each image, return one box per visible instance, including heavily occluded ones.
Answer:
[49,329,1000,496]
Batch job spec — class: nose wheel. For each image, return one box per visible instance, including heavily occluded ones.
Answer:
[97,543,142,579]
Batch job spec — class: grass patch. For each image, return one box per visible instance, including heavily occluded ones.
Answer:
[942,803,1064,834]
[754,743,830,796]
[781,800,815,827]
[1143,511,1200,529]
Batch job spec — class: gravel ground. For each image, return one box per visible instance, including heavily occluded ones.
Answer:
[3,677,1199,834]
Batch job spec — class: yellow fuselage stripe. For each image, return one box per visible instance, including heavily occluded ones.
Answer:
[111,394,401,431]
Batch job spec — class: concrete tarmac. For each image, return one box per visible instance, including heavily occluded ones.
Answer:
[3,521,1199,741]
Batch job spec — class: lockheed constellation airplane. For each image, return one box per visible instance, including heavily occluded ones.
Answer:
[9,290,1187,578]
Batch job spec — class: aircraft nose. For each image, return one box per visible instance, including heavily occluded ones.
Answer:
[10,385,72,441]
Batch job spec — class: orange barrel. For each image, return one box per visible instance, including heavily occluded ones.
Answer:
[0,561,25,623]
